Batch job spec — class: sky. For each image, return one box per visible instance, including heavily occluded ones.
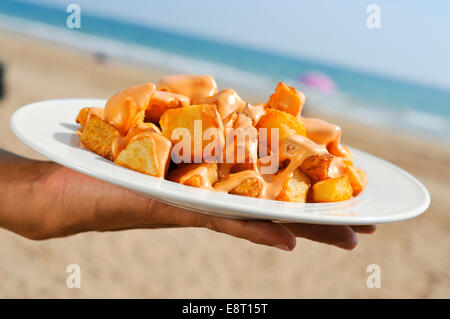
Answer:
[21,0,450,90]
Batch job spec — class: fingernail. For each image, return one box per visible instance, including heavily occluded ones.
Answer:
[274,244,291,251]
[335,242,356,250]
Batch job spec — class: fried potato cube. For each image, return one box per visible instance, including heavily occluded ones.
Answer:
[344,165,368,196]
[80,115,119,160]
[115,133,172,178]
[216,162,257,182]
[277,168,311,203]
[76,107,90,128]
[159,104,224,161]
[268,82,305,117]
[76,107,105,129]
[145,90,190,124]
[256,108,305,149]
[168,163,218,188]
[341,145,353,165]
[229,162,255,174]
[311,176,353,203]
[229,177,263,198]
[300,154,333,182]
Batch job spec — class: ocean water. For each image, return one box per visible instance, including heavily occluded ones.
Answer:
[1,0,449,139]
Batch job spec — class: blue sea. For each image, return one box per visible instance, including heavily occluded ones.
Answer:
[1,0,449,139]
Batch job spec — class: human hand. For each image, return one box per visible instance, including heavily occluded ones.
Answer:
[0,151,375,251]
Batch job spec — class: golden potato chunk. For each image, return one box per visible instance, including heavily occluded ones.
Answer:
[277,168,311,203]
[229,177,263,198]
[80,115,119,160]
[145,90,190,124]
[76,107,105,128]
[268,82,305,117]
[76,107,90,128]
[341,145,353,165]
[344,165,368,196]
[311,176,353,203]
[168,163,218,188]
[229,162,255,174]
[159,104,224,161]
[300,154,333,182]
[115,133,172,178]
[256,108,305,150]
[214,170,263,198]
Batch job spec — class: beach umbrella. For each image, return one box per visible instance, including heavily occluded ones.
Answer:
[299,72,337,94]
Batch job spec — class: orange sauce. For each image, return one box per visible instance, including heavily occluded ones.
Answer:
[214,135,327,199]
[179,164,215,189]
[200,88,247,120]
[156,74,218,104]
[146,90,190,123]
[104,83,155,136]
[86,76,353,196]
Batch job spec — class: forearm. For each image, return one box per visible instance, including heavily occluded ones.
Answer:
[0,150,50,236]
[0,149,161,238]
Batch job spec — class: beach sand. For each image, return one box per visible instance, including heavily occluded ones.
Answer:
[0,31,449,298]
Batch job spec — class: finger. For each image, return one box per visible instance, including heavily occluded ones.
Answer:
[284,223,358,250]
[149,202,297,251]
[202,217,297,251]
[351,225,376,234]
[100,224,184,232]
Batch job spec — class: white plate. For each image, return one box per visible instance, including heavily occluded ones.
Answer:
[10,99,430,225]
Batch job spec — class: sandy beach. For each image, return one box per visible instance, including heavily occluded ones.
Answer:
[0,31,449,298]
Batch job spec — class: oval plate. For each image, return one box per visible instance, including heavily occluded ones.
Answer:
[11,99,430,225]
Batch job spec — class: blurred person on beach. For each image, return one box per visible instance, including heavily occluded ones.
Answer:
[0,63,4,100]
[0,149,375,251]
